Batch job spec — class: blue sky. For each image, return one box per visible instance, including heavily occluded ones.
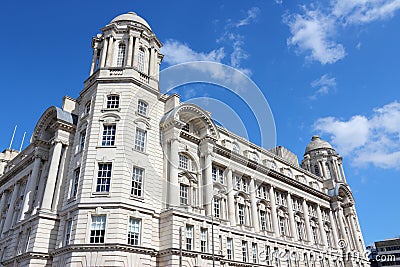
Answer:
[1,0,399,245]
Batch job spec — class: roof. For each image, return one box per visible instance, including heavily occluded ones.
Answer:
[110,12,151,30]
[305,135,333,154]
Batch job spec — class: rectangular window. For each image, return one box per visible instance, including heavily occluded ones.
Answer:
[212,166,224,183]
[252,243,258,263]
[71,168,80,198]
[238,204,245,225]
[242,178,247,191]
[279,217,286,236]
[138,49,145,72]
[117,44,126,67]
[326,231,331,247]
[213,198,220,218]
[102,125,116,146]
[260,210,266,231]
[96,163,112,192]
[64,220,72,246]
[186,225,193,250]
[106,95,119,109]
[24,228,31,252]
[79,130,86,151]
[274,247,280,267]
[128,218,141,246]
[236,176,241,190]
[242,241,248,262]
[85,101,91,115]
[227,238,233,260]
[180,184,189,205]
[131,167,144,197]
[179,154,189,170]
[200,228,207,253]
[297,221,304,240]
[134,128,146,152]
[90,215,106,243]
[265,245,271,265]
[137,100,148,116]
[312,227,319,244]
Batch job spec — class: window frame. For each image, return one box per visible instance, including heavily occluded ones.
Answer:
[106,94,120,109]
[131,167,144,197]
[116,43,126,67]
[96,163,112,193]
[134,128,147,152]
[101,124,116,147]
[186,224,193,250]
[90,215,106,244]
[137,99,149,116]
[64,220,72,246]
[128,217,141,246]
[71,168,80,198]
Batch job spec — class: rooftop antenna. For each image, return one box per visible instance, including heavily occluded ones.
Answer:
[8,125,17,150]
[19,132,26,152]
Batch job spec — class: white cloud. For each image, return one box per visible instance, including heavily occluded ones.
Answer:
[314,101,400,169]
[274,0,283,4]
[285,8,346,64]
[236,7,260,27]
[309,74,337,99]
[161,39,225,65]
[284,0,400,64]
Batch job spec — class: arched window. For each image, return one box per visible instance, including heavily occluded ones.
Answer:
[138,48,145,72]
[117,43,126,67]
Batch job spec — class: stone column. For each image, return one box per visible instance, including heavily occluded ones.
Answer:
[317,205,328,247]
[287,193,298,240]
[41,141,63,211]
[168,137,179,208]
[268,186,279,237]
[302,199,313,243]
[249,178,259,232]
[2,183,20,235]
[100,37,108,68]
[90,47,98,75]
[126,35,134,67]
[0,192,7,229]
[20,156,42,221]
[337,207,351,250]
[226,168,236,226]
[106,36,114,66]
[132,37,139,68]
[339,164,347,182]
[320,161,327,178]
[348,214,362,252]
[203,152,213,216]
[329,210,339,248]
[149,47,155,76]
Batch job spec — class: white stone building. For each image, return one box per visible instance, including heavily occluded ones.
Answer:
[0,12,370,267]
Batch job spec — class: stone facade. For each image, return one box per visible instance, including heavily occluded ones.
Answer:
[0,12,370,267]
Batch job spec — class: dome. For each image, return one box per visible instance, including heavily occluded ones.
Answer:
[110,12,151,30]
[305,135,333,154]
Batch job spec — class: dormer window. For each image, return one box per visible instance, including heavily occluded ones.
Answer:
[137,100,148,116]
[106,95,120,109]
[116,43,126,67]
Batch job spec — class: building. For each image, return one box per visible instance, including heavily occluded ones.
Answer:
[0,12,370,267]
[373,238,400,266]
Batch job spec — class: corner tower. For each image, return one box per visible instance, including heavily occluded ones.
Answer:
[302,135,347,190]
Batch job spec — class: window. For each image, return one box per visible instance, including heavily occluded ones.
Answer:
[260,210,267,231]
[96,163,112,192]
[258,185,268,199]
[131,167,143,197]
[253,153,259,162]
[227,238,233,260]
[293,198,302,212]
[79,130,86,151]
[242,178,247,191]
[314,164,321,177]
[213,198,220,218]
[279,216,286,236]
[186,225,193,250]
[106,95,119,109]
[90,215,106,243]
[137,100,148,116]
[265,245,271,265]
[102,124,116,146]
[286,250,291,267]
[179,154,189,170]
[326,230,332,247]
[85,101,91,115]
[312,226,319,244]
[128,218,141,245]
[297,221,305,240]
[24,228,31,252]
[274,247,281,267]
[134,128,146,152]
[238,204,245,225]
[116,43,126,67]
[182,123,189,132]
[236,175,241,190]
[180,184,189,205]
[242,241,248,262]
[16,232,23,255]
[64,220,72,246]
[71,168,80,198]
[252,243,258,263]
[200,228,207,253]
[276,191,287,206]
[271,161,277,171]
[325,163,332,179]
[138,48,145,72]
[232,142,240,153]
[212,166,224,183]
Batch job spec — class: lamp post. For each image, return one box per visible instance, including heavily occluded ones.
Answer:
[212,189,226,267]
